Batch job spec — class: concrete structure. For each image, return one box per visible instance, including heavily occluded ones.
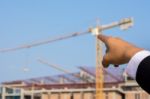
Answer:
[0,66,149,99]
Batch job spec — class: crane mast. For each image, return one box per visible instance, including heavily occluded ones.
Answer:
[96,35,104,99]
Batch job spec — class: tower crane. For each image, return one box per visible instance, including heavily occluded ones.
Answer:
[0,18,133,99]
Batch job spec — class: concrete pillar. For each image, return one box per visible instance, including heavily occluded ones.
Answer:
[84,92,93,99]
[48,92,51,99]
[58,92,61,99]
[31,93,34,99]
[20,89,24,99]
[73,93,81,99]
[31,86,34,99]
[81,92,84,99]
[2,87,6,99]
[70,93,73,99]
[92,92,95,99]
[113,92,116,99]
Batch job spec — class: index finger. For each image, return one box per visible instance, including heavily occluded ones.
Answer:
[98,34,109,44]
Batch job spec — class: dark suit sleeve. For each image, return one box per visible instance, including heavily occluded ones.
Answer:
[136,56,150,94]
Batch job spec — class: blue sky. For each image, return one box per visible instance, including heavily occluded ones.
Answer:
[0,0,150,82]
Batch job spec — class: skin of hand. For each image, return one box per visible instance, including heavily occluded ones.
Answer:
[98,34,143,68]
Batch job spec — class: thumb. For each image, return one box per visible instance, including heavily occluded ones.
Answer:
[102,53,111,68]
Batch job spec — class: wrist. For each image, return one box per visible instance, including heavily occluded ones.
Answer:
[125,47,143,62]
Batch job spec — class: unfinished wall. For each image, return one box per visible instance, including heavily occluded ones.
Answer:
[73,93,82,99]
[125,92,150,99]
[83,92,93,99]
[141,92,150,99]
[60,93,71,99]
[104,92,122,99]
[40,91,123,99]
[41,93,49,99]
[50,93,59,99]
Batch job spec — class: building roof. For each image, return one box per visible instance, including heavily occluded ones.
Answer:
[2,66,125,86]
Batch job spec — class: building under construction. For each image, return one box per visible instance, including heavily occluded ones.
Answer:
[0,66,149,99]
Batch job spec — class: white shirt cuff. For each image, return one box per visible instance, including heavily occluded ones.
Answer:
[125,50,150,79]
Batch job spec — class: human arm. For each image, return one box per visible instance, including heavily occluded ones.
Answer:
[98,34,150,94]
[98,34,142,67]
